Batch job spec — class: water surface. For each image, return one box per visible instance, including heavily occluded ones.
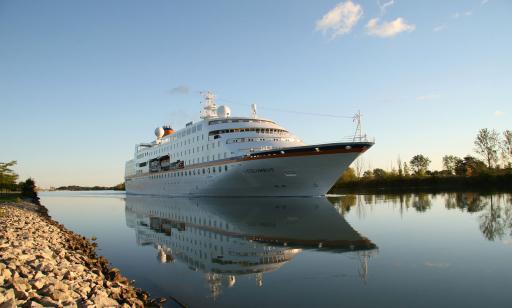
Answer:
[39,191,512,307]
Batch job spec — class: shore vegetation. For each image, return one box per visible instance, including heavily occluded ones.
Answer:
[333,128,512,193]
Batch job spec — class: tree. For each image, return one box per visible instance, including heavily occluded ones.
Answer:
[362,170,373,178]
[409,155,431,176]
[353,157,365,178]
[442,155,461,175]
[403,162,410,176]
[339,167,357,183]
[372,168,387,178]
[0,161,18,191]
[454,156,487,176]
[397,156,403,176]
[474,128,500,168]
[20,178,40,205]
[502,130,512,167]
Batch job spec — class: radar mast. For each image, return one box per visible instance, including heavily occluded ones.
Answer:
[200,91,218,119]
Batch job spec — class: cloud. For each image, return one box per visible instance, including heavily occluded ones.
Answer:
[316,1,363,39]
[453,11,472,19]
[433,25,446,32]
[416,94,439,101]
[481,0,489,5]
[366,17,415,38]
[378,0,394,15]
[495,110,504,117]
[169,85,189,95]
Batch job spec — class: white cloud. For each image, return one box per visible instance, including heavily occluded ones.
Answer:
[495,110,504,117]
[378,0,394,15]
[366,17,415,38]
[316,1,363,39]
[416,94,439,101]
[433,25,446,32]
[453,10,472,19]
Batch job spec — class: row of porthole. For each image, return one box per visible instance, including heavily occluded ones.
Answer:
[147,165,229,179]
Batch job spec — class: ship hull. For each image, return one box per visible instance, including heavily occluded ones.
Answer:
[125,142,372,197]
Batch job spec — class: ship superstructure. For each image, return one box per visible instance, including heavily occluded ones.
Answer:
[125,92,373,196]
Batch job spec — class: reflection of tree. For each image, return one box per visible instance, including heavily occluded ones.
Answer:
[444,192,486,213]
[444,193,458,210]
[504,203,512,237]
[330,195,357,215]
[363,194,374,205]
[412,194,431,212]
[479,196,506,241]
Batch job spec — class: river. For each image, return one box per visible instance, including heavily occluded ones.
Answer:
[39,191,512,307]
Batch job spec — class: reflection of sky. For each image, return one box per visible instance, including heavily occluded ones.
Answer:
[40,192,512,308]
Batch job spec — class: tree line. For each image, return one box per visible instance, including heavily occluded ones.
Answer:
[334,128,512,192]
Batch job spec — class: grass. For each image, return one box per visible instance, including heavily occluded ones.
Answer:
[0,193,21,203]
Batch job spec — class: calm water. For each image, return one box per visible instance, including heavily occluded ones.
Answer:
[39,191,512,308]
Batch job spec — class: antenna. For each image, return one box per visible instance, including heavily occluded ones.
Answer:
[251,103,257,118]
[352,110,364,142]
[200,91,218,119]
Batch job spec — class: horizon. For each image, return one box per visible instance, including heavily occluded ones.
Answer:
[1,0,511,188]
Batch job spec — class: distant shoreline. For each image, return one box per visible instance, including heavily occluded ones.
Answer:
[51,184,125,191]
[330,173,512,194]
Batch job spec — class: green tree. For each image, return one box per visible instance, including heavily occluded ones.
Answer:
[454,156,487,176]
[0,161,18,191]
[339,167,357,183]
[442,155,461,175]
[362,170,373,178]
[474,128,500,168]
[372,168,387,178]
[409,155,431,176]
[502,130,512,167]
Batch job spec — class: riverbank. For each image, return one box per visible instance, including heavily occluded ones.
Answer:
[330,173,512,194]
[0,200,157,307]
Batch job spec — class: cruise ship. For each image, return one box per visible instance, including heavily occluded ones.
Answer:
[124,195,377,299]
[124,92,373,196]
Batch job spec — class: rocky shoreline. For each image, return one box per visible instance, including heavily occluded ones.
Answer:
[0,200,160,307]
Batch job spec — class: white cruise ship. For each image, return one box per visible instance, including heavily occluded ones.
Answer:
[125,92,373,196]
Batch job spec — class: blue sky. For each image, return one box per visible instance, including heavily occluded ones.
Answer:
[1,0,511,187]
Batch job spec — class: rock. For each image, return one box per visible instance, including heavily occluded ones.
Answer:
[64,271,76,280]
[12,277,31,292]
[36,297,60,307]
[0,289,15,303]
[23,300,44,307]
[91,293,119,307]
[33,271,44,279]
[0,298,16,308]
[31,279,45,290]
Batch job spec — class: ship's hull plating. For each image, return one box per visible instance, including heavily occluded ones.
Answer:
[125,142,371,196]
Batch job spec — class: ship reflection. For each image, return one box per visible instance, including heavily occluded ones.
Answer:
[124,196,377,299]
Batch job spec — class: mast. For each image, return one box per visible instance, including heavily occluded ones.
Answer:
[200,91,218,119]
[352,110,365,142]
